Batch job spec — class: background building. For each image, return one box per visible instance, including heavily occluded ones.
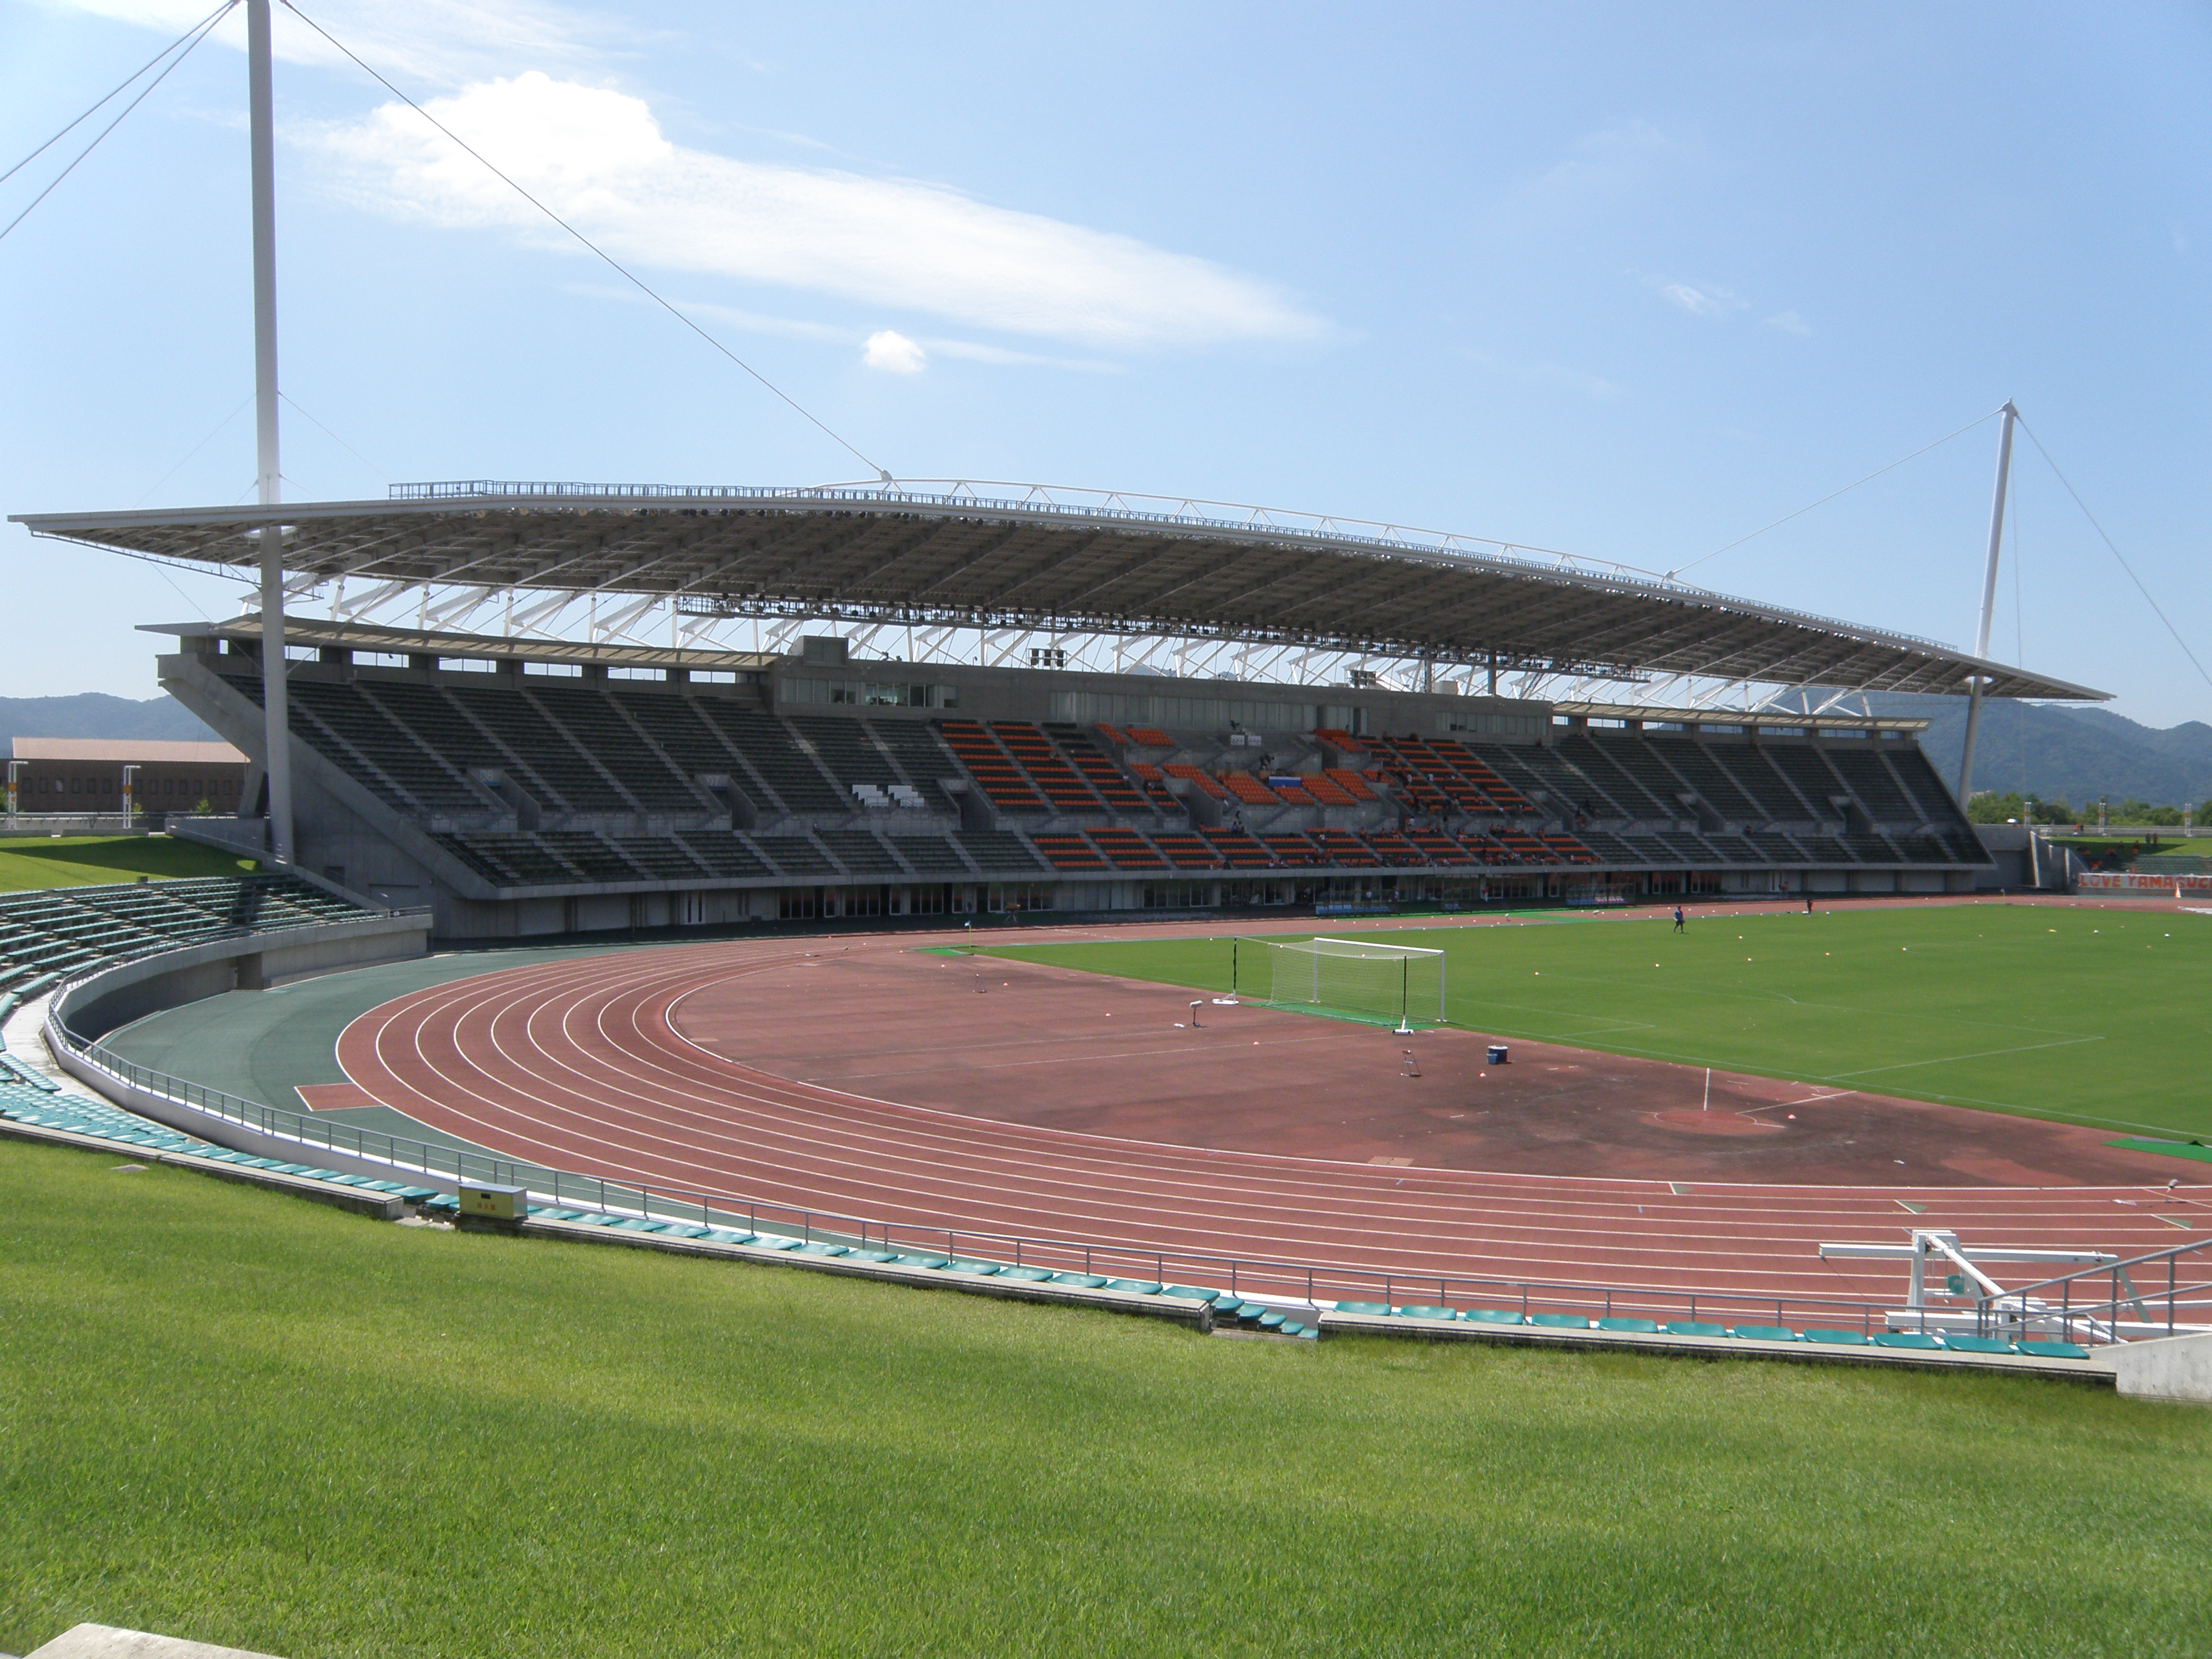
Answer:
[8,737,246,818]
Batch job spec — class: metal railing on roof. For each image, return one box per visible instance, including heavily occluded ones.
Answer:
[386,478,1963,659]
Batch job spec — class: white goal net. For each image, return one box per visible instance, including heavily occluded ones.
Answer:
[1234,936,1446,1031]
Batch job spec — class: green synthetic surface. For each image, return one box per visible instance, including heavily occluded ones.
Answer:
[2,1139,2208,1658]
[101,942,645,1125]
[0,834,258,893]
[980,904,2212,1139]
[2108,1138,2212,1164]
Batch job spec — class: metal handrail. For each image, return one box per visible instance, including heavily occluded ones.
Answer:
[49,1010,1976,1332]
[41,1007,2081,1339]
[1967,1235,2212,1341]
[40,932,2194,1346]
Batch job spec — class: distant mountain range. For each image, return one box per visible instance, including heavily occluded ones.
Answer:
[0,694,217,757]
[1866,694,2212,809]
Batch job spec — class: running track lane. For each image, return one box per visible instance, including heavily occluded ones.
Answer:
[336,938,2210,1311]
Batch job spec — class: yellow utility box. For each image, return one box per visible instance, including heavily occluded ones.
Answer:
[458,1182,528,1221]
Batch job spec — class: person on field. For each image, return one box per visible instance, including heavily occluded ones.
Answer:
[1672,905,1685,932]
[1805,893,1815,914]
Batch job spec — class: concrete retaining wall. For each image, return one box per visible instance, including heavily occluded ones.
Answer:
[54,910,430,1042]
[2105,1330,2212,1403]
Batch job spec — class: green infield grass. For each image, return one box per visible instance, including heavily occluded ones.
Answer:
[0,834,258,893]
[2,1137,2207,1658]
[979,903,2212,1139]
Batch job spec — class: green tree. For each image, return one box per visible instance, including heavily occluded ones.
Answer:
[1966,791,2023,823]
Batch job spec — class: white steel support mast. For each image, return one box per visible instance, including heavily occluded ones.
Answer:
[247,0,293,863]
[1954,400,2016,805]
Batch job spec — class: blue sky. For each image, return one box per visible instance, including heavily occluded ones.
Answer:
[2,1,2207,722]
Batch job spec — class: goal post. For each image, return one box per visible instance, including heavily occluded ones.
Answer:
[1231,936,1446,1032]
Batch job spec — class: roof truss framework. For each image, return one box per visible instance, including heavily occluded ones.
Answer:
[15,488,2105,700]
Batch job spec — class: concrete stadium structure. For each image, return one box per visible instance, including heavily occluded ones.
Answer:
[15,483,2104,940]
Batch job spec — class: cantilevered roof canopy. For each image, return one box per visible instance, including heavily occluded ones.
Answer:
[17,481,2105,700]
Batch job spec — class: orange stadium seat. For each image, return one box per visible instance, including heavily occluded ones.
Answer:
[939,720,1048,812]
[1150,832,1225,869]
[1201,827,1278,866]
[1084,826,1168,869]
[991,722,1105,812]
[1030,833,1108,870]
[1164,763,1232,800]
[1310,829,1379,866]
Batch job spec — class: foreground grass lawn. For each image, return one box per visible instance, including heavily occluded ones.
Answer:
[982,902,2212,1138]
[2,1139,2208,1657]
[0,834,257,893]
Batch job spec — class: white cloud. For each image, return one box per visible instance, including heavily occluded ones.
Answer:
[920,338,1122,375]
[310,72,1321,350]
[563,282,847,341]
[53,0,614,88]
[862,330,925,374]
[1520,119,1673,206]
[1763,309,1812,337]
[568,285,1122,373]
[1657,281,1745,318]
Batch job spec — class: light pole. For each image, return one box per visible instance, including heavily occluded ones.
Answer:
[121,764,138,831]
[247,0,293,866]
[1956,401,2017,803]
[5,760,20,820]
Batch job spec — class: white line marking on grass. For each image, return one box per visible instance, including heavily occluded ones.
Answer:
[1822,1035,2105,1080]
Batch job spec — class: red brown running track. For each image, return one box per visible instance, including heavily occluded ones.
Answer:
[338,911,2212,1314]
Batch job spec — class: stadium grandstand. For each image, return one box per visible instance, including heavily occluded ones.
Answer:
[13,481,2103,937]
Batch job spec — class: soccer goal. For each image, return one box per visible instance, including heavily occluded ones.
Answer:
[1232,936,1446,1032]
